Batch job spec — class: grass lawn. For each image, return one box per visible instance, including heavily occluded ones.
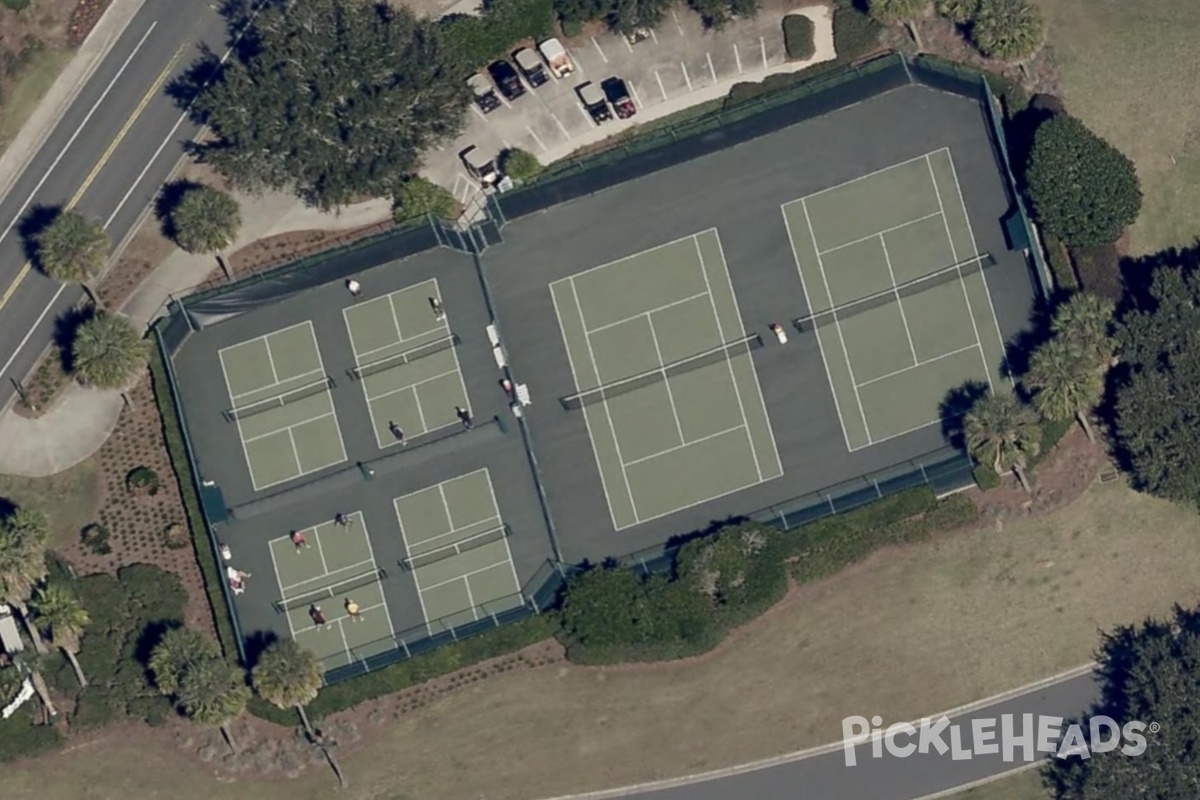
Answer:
[0,457,99,549]
[953,766,1051,800]
[3,481,1200,800]
[0,49,75,158]
[1038,0,1200,256]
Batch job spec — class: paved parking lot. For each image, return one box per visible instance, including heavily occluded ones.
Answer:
[423,4,835,205]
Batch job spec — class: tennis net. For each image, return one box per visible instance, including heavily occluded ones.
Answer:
[560,333,763,411]
[350,333,459,380]
[273,568,385,613]
[400,524,511,571]
[223,376,333,422]
[794,252,996,333]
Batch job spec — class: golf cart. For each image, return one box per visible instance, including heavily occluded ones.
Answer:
[468,73,501,113]
[538,37,574,78]
[602,77,637,119]
[577,82,612,124]
[514,48,549,88]
[488,60,525,101]
[461,146,500,187]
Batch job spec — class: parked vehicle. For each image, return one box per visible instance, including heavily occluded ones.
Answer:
[488,60,525,101]
[577,82,612,124]
[462,146,500,186]
[602,77,637,119]
[538,37,574,78]
[513,48,549,88]
[468,73,501,113]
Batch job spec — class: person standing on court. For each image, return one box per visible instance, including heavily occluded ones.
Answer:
[388,421,405,445]
[346,279,362,300]
[430,296,445,321]
[344,598,364,622]
[310,605,329,629]
[290,529,309,552]
[335,512,351,528]
[455,405,473,430]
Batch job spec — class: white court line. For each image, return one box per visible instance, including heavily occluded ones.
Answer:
[780,202,854,453]
[693,233,762,483]
[410,385,429,432]
[279,557,376,593]
[464,578,479,620]
[612,460,765,531]
[570,276,641,524]
[312,523,332,575]
[262,332,282,384]
[308,326,346,466]
[439,278,475,443]
[267,540,296,642]
[418,559,513,594]
[925,154,991,391]
[803,150,941,203]
[549,282,623,533]
[847,415,946,453]
[802,198,874,445]
[710,228,783,478]
[219,320,316,399]
[645,312,687,446]
[879,234,918,365]
[355,514,396,644]
[622,425,746,468]
[364,367,459,404]
[392,466,491,505]
[437,483,456,531]
[941,148,1013,385]
[817,211,942,257]
[407,514,504,554]
[218,345,260,491]
[480,468,524,597]
[285,429,304,479]
[340,279,443,364]
[549,230,705,284]
[855,344,981,390]
[242,410,336,443]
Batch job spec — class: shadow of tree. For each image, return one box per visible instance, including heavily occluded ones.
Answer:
[939,379,989,451]
[17,204,64,270]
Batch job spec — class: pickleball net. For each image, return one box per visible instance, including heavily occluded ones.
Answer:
[399,524,512,571]
[273,568,385,613]
[350,333,459,381]
[223,375,334,422]
[560,333,763,411]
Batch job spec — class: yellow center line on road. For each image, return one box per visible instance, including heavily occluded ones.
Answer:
[0,43,187,313]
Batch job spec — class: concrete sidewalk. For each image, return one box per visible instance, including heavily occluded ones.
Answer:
[0,192,391,477]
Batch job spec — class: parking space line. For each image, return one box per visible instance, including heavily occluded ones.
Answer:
[590,36,609,63]
[681,62,693,92]
[576,102,597,128]
[623,34,633,52]
[655,70,668,100]
[550,111,570,138]
[470,105,487,121]
[734,43,743,73]
[672,9,685,36]
[526,125,548,152]
[706,52,717,82]
[628,81,643,109]
[650,28,659,43]
[760,36,768,69]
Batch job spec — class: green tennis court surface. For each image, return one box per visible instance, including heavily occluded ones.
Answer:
[343,279,472,449]
[551,229,783,531]
[394,469,523,631]
[268,512,396,671]
[219,321,347,491]
[782,149,1008,452]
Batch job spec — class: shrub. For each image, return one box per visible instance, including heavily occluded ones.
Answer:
[81,522,112,555]
[783,14,816,60]
[1071,244,1123,302]
[393,177,457,222]
[0,0,31,10]
[677,522,788,628]
[125,466,160,495]
[439,0,555,70]
[162,522,189,550]
[0,713,63,762]
[833,5,884,61]
[1043,232,1078,291]
[973,464,1001,490]
[500,148,543,182]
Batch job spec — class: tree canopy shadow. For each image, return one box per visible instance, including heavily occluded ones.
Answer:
[939,380,989,450]
[154,178,206,242]
[51,305,96,375]
[17,204,64,269]
[243,628,280,668]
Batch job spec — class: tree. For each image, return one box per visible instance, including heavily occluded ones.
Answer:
[393,177,456,222]
[30,583,90,688]
[500,149,543,182]
[1025,115,1142,247]
[253,640,346,788]
[964,392,1040,491]
[1113,267,1200,505]
[606,0,673,33]
[33,211,110,305]
[0,516,48,654]
[149,627,219,696]
[970,0,1043,61]
[170,185,241,255]
[1047,605,1200,800]
[1025,337,1104,442]
[868,0,929,48]
[176,655,250,754]
[934,0,977,24]
[71,312,150,403]
[192,0,470,210]
[1051,292,1116,367]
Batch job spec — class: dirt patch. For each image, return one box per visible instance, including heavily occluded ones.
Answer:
[97,219,177,311]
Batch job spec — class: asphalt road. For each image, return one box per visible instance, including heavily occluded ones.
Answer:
[0,0,230,409]
[625,672,1103,800]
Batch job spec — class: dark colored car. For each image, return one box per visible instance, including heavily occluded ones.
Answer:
[488,60,526,101]
[577,82,611,124]
[602,77,637,119]
[468,73,501,113]
[514,48,549,88]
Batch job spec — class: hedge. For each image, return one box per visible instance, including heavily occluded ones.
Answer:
[150,346,242,664]
[973,464,1001,491]
[439,0,555,71]
[783,14,816,60]
[1071,244,1124,302]
[1043,232,1078,291]
[0,712,63,762]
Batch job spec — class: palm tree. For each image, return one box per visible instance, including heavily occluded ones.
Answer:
[1051,292,1116,368]
[177,655,251,754]
[965,392,1040,492]
[935,0,978,24]
[253,640,346,787]
[31,583,90,688]
[170,185,242,255]
[971,0,1045,63]
[0,524,48,654]
[149,627,219,696]
[869,0,930,48]
[1026,337,1104,443]
[34,211,110,306]
[70,312,150,405]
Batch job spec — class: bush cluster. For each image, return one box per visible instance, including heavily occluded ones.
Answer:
[440,0,555,71]
[393,177,457,222]
[1071,244,1123,302]
[1043,232,1079,292]
[782,14,816,61]
[126,466,160,495]
[80,522,112,555]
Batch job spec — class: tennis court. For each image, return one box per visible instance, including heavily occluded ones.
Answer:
[550,229,783,531]
[268,511,397,670]
[782,148,1008,452]
[342,279,472,449]
[218,322,347,491]
[394,469,523,631]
